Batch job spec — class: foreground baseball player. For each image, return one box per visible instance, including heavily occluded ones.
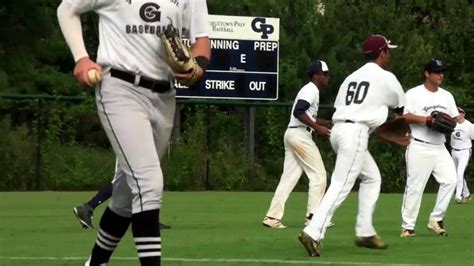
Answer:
[299,35,405,257]
[57,1,210,265]
[262,60,331,229]
[450,107,473,204]
[400,59,458,238]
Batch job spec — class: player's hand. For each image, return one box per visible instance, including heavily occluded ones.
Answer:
[174,65,204,85]
[426,115,434,127]
[314,124,331,137]
[326,120,334,129]
[74,57,103,87]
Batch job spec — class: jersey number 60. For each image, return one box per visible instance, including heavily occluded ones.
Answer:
[346,81,369,105]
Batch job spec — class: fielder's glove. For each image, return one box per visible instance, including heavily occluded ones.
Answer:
[160,23,200,86]
[375,117,411,146]
[426,111,457,134]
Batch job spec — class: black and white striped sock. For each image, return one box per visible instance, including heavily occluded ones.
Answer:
[89,207,131,265]
[132,209,161,266]
[95,228,120,252]
[135,236,162,262]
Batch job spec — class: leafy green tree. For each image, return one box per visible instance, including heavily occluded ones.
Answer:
[1,0,473,191]
[209,0,473,105]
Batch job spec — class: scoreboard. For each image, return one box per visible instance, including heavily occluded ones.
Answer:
[176,15,280,100]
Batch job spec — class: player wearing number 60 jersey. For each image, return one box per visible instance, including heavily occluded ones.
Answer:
[299,35,405,257]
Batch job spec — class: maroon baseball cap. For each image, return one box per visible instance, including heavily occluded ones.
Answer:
[363,35,398,54]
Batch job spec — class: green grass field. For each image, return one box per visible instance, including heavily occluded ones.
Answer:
[0,192,472,266]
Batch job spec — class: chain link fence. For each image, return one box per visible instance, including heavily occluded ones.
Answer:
[1,94,472,192]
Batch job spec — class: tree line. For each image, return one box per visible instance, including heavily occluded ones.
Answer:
[0,0,472,191]
[0,0,472,102]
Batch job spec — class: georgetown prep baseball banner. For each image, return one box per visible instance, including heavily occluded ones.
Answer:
[176,15,280,100]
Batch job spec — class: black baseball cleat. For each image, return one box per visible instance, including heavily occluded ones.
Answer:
[355,235,388,249]
[159,223,171,230]
[298,231,321,257]
[73,204,94,229]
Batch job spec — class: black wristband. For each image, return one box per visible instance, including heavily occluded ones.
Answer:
[195,56,210,70]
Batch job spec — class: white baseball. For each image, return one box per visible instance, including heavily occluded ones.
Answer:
[88,69,102,86]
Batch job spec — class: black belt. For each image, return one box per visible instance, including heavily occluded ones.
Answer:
[345,120,355,123]
[452,148,470,151]
[288,126,312,132]
[110,68,171,93]
[413,138,437,145]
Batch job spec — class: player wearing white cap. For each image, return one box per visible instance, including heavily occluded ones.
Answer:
[400,59,459,238]
[262,60,331,229]
[450,107,473,204]
[299,35,404,257]
[57,1,210,265]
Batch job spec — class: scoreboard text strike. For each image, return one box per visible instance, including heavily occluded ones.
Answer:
[176,15,280,100]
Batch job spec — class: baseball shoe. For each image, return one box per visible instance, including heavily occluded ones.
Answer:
[355,235,388,249]
[84,257,107,266]
[73,204,94,229]
[298,231,321,257]
[262,217,287,229]
[461,195,472,203]
[400,228,416,238]
[427,220,447,236]
[159,222,171,230]
[455,195,471,204]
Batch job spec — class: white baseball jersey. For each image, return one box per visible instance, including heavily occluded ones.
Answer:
[401,84,458,230]
[451,121,473,200]
[288,82,319,127]
[303,62,405,241]
[63,0,209,81]
[265,80,327,222]
[451,120,474,149]
[332,63,405,129]
[404,85,459,144]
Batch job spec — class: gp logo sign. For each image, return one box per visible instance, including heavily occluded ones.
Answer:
[251,17,274,39]
[140,2,161,22]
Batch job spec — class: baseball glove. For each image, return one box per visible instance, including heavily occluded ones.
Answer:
[427,111,457,134]
[375,117,411,146]
[160,23,199,86]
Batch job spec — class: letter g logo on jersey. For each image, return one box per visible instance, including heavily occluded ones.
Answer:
[251,17,274,39]
[140,3,161,22]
